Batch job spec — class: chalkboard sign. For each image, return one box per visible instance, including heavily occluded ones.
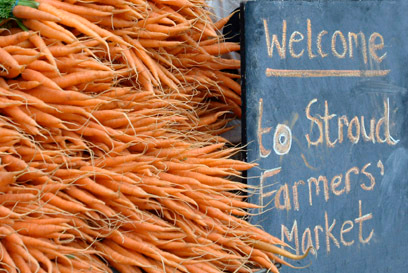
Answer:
[242,1,408,272]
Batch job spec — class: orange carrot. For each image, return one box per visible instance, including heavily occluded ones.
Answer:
[138,39,183,48]
[28,248,54,273]
[74,177,118,199]
[12,222,66,237]
[8,250,33,273]
[24,20,75,44]
[2,106,39,130]
[25,106,67,130]
[0,171,15,192]
[26,60,56,72]
[8,80,41,90]
[41,192,88,213]
[52,70,114,88]
[39,0,112,17]
[11,53,39,65]
[0,47,24,78]
[0,193,36,204]
[21,69,61,90]
[28,34,58,69]
[38,2,108,49]
[0,241,17,273]
[82,14,134,28]
[43,20,77,41]
[0,31,33,47]
[13,5,60,22]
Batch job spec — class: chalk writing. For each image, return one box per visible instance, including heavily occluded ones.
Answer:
[257,95,388,256]
[280,200,374,255]
[305,98,399,147]
[261,160,383,212]
[244,2,408,271]
[263,19,387,62]
[263,18,390,77]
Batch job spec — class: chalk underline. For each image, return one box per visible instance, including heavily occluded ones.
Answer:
[265,68,391,77]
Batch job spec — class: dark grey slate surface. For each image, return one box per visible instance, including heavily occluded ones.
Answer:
[242,0,408,272]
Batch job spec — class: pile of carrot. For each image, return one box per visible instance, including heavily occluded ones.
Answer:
[0,0,308,272]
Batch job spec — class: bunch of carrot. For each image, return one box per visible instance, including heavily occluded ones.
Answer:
[0,0,308,272]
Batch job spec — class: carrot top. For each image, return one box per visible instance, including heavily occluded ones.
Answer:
[0,0,39,19]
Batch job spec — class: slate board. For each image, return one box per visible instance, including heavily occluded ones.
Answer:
[242,1,408,272]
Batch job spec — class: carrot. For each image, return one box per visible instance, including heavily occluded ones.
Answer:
[8,251,33,273]
[27,86,96,105]
[184,264,210,273]
[14,38,34,48]
[96,176,149,198]
[0,203,22,218]
[39,0,112,17]
[0,241,18,273]
[135,12,172,27]
[0,31,33,48]
[124,36,160,81]
[12,221,66,237]
[24,218,71,225]
[21,69,61,90]
[51,70,114,89]
[192,20,218,38]
[2,106,39,129]
[76,60,111,71]
[82,14,134,28]
[0,3,301,272]
[8,89,54,111]
[157,171,208,188]
[197,111,229,126]
[214,10,237,30]
[54,58,86,72]
[20,235,80,254]
[138,39,184,48]
[161,198,203,223]
[251,240,312,261]
[78,2,115,12]
[207,70,241,95]
[41,192,89,213]
[27,60,56,72]
[24,20,75,44]
[38,3,108,49]
[28,34,58,69]
[75,177,118,199]
[47,42,88,57]
[70,12,130,48]
[65,186,105,206]
[0,47,24,78]
[25,106,68,130]
[43,21,77,41]
[28,248,54,273]
[4,45,39,56]
[0,193,36,204]
[8,80,41,90]
[109,262,143,273]
[125,46,155,91]
[0,171,15,191]
[218,84,242,105]
[108,230,187,272]
[149,2,186,24]
[13,5,60,22]
[151,0,194,8]
[118,28,169,40]
[0,95,23,108]
[95,241,146,267]
[145,20,191,35]
[10,54,39,66]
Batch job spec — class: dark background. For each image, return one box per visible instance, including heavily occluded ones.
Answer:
[242,0,408,272]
